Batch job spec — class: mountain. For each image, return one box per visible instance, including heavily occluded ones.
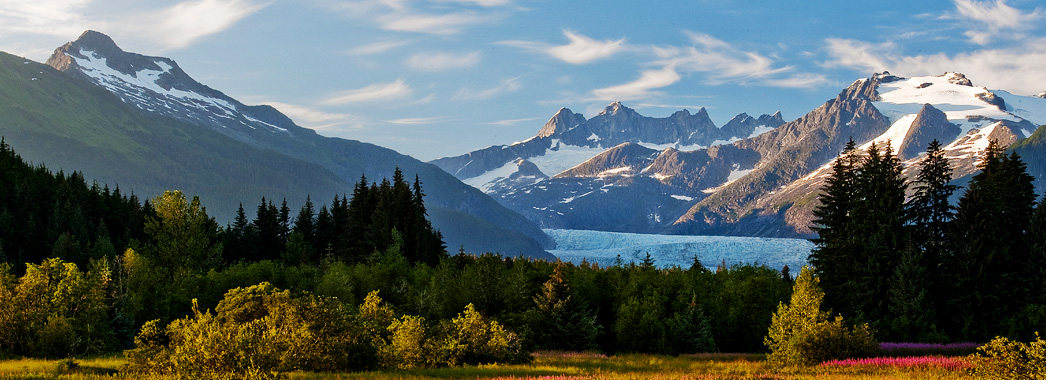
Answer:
[434,71,1046,238]
[431,102,784,233]
[0,30,553,259]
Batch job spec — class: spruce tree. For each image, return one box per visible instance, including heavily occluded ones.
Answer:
[810,139,860,315]
[851,142,907,324]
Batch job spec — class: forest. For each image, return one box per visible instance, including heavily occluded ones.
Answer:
[0,135,1044,378]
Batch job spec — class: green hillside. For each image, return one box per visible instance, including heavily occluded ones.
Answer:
[0,52,552,257]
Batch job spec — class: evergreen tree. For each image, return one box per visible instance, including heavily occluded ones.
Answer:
[529,262,599,351]
[850,142,908,324]
[810,139,860,315]
[946,141,1036,340]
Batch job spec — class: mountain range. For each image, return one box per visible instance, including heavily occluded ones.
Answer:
[434,72,1046,237]
[0,31,553,259]
[4,30,1046,249]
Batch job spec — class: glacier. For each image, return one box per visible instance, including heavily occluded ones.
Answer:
[545,229,812,271]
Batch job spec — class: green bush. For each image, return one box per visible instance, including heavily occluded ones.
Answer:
[764,266,878,368]
[125,283,375,379]
[968,334,1046,379]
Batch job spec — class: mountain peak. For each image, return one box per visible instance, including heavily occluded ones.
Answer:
[536,107,585,138]
[600,101,634,116]
[73,30,123,54]
[1037,90,1046,99]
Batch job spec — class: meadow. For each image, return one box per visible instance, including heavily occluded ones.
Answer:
[0,351,973,380]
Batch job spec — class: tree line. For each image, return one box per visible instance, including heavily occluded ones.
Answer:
[811,138,1046,343]
[0,138,793,362]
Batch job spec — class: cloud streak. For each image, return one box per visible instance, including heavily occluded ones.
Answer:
[323,79,413,105]
[547,30,625,64]
[951,0,1043,44]
[455,77,522,100]
[405,51,481,71]
[590,32,828,103]
[143,0,268,50]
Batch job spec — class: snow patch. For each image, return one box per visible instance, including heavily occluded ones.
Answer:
[670,195,694,201]
[463,160,519,193]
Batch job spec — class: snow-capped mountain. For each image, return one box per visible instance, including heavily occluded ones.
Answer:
[677,71,1046,236]
[431,102,784,233]
[46,30,302,147]
[435,71,1046,238]
[36,30,553,258]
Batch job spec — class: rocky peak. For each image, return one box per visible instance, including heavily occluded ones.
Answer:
[1037,90,1046,99]
[943,72,973,86]
[898,103,960,160]
[600,101,635,117]
[872,71,902,83]
[536,107,585,138]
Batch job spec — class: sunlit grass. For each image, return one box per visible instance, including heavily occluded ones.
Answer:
[0,351,975,379]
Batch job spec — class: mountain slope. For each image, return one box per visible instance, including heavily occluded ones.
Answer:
[1,31,553,258]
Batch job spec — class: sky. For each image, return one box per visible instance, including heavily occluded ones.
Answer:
[1,0,1045,161]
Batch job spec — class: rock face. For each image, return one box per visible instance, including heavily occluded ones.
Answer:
[898,104,961,160]
[40,30,555,258]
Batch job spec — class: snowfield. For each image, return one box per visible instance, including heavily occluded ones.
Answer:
[545,229,812,271]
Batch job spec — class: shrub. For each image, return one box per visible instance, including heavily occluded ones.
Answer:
[125,282,375,379]
[764,266,878,368]
[967,334,1046,379]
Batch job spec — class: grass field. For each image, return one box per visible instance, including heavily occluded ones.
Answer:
[0,351,973,379]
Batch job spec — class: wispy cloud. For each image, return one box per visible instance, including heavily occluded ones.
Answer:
[592,66,680,102]
[0,0,93,37]
[548,30,625,64]
[952,0,1042,44]
[405,51,481,71]
[323,79,413,105]
[487,117,540,126]
[455,77,522,100]
[377,11,487,35]
[142,0,268,50]
[262,101,354,127]
[824,37,1046,95]
[347,40,410,55]
[387,116,450,125]
[433,0,512,7]
[501,30,625,64]
[590,31,828,103]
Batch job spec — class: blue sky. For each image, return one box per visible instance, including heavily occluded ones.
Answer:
[1,0,1044,160]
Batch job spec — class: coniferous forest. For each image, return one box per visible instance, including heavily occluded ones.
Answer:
[811,138,1046,343]
[1,134,1045,376]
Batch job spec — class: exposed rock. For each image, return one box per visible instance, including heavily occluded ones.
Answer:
[536,108,585,138]
[944,72,973,86]
[898,104,961,160]
[976,91,1007,111]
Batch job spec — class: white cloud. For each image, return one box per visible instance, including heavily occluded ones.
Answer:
[487,117,540,126]
[547,30,625,64]
[590,31,828,103]
[592,66,680,102]
[824,37,1046,95]
[405,51,481,71]
[377,11,486,35]
[323,79,413,105]
[952,0,1043,44]
[455,77,522,100]
[262,101,353,127]
[140,0,268,50]
[0,0,94,38]
[347,40,410,55]
[387,116,450,125]
[433,0,512,7]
